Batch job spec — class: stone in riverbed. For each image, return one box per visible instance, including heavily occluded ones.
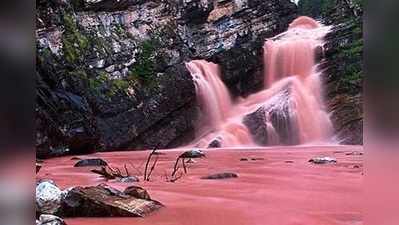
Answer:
[74,158,108,167]
[60,184,163,217]
[201,172,238,180]
[37,214,66,225]
[36,181,62,215]
[207,136,222,148]
[309,157,337,164]
[123,186,151,200]
[179,148,206,158]
[116,176,140,183]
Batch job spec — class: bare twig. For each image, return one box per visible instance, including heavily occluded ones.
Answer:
[124,164,129,177]
[91,164,134,180]
[144,147,158,181]
[146,155,159,181]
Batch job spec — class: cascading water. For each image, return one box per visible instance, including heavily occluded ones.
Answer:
[186,16,333,148]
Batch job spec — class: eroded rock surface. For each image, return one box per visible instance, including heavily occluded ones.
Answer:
[243,86,299,146]
[60,184,163,217]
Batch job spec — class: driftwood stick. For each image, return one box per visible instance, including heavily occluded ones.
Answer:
[144,147,158,181]
[146,155,159,181]
[171,156,181,177]
[124,164,129,177]
[182,158,187,174]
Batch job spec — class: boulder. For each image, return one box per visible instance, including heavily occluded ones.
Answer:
[37,214,66,225]
[116,176,140,183]
[60,184,163,217]
[74,158,108,167]
[201,172,238,180]
[36,181,62,215]
[207,137,222,148]
[309,157,337,164]
[179,148,206,158]
[243,107,268,145]
[243,86,299,146]
[123,186,151,200]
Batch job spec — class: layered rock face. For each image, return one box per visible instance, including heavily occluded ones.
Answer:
[320,0,363,144]
[36,0,297,157]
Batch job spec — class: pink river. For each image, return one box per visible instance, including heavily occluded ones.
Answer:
[38,17,363,225]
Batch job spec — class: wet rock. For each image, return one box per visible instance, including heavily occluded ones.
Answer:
[243,107,268,146]
[250,158,265,161]
[309,157,337,164]
[179,148,206,158]
[207,137,222,148]
[116,176,140,183]
[37,214,66,225]
[314,45,324,63]
[61,184,163,217]
[346,151,363,156]
[201,172,238,180]
[243,86,299,146]
[123,186,151,200]
[74,158,108,167]
[36,181,62,215]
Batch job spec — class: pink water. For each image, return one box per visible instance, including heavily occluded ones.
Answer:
[186,16,333,148]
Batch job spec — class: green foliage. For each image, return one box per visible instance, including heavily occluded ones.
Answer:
[62,12,89,65]
[297,0,337,18]
[129,39,158,83]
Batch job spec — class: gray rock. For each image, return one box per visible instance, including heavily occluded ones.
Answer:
[179,148,206,158]
[37,214,66,225]
[201,172,238,180]
[309,157,337,164]
[116,176,140,183]
[207,136,222,148]
[243,86,299,146]
[36,181,62,215]
[74,158,108,167]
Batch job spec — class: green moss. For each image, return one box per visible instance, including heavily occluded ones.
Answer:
[62,12,89,65]
[129,39,158,83]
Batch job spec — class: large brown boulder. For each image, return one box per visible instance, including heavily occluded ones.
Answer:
[60,184,163,217]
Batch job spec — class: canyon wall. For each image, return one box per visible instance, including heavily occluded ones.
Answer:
[36,0,297,157]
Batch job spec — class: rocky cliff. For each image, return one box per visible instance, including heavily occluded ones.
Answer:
[320,0,363,144]
[36,0,298,158]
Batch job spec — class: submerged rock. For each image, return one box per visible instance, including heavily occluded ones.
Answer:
[243,86,299,146]
[37,214,66,225]
[201,172,238,180]
[116,176,140,183]
[309,157,337,164]
[207,137,222,148]
[179,148,206,158]
[61,184,162,217]
[74,158,108,167]
[36,181,62,215]
[123,186,151,200]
